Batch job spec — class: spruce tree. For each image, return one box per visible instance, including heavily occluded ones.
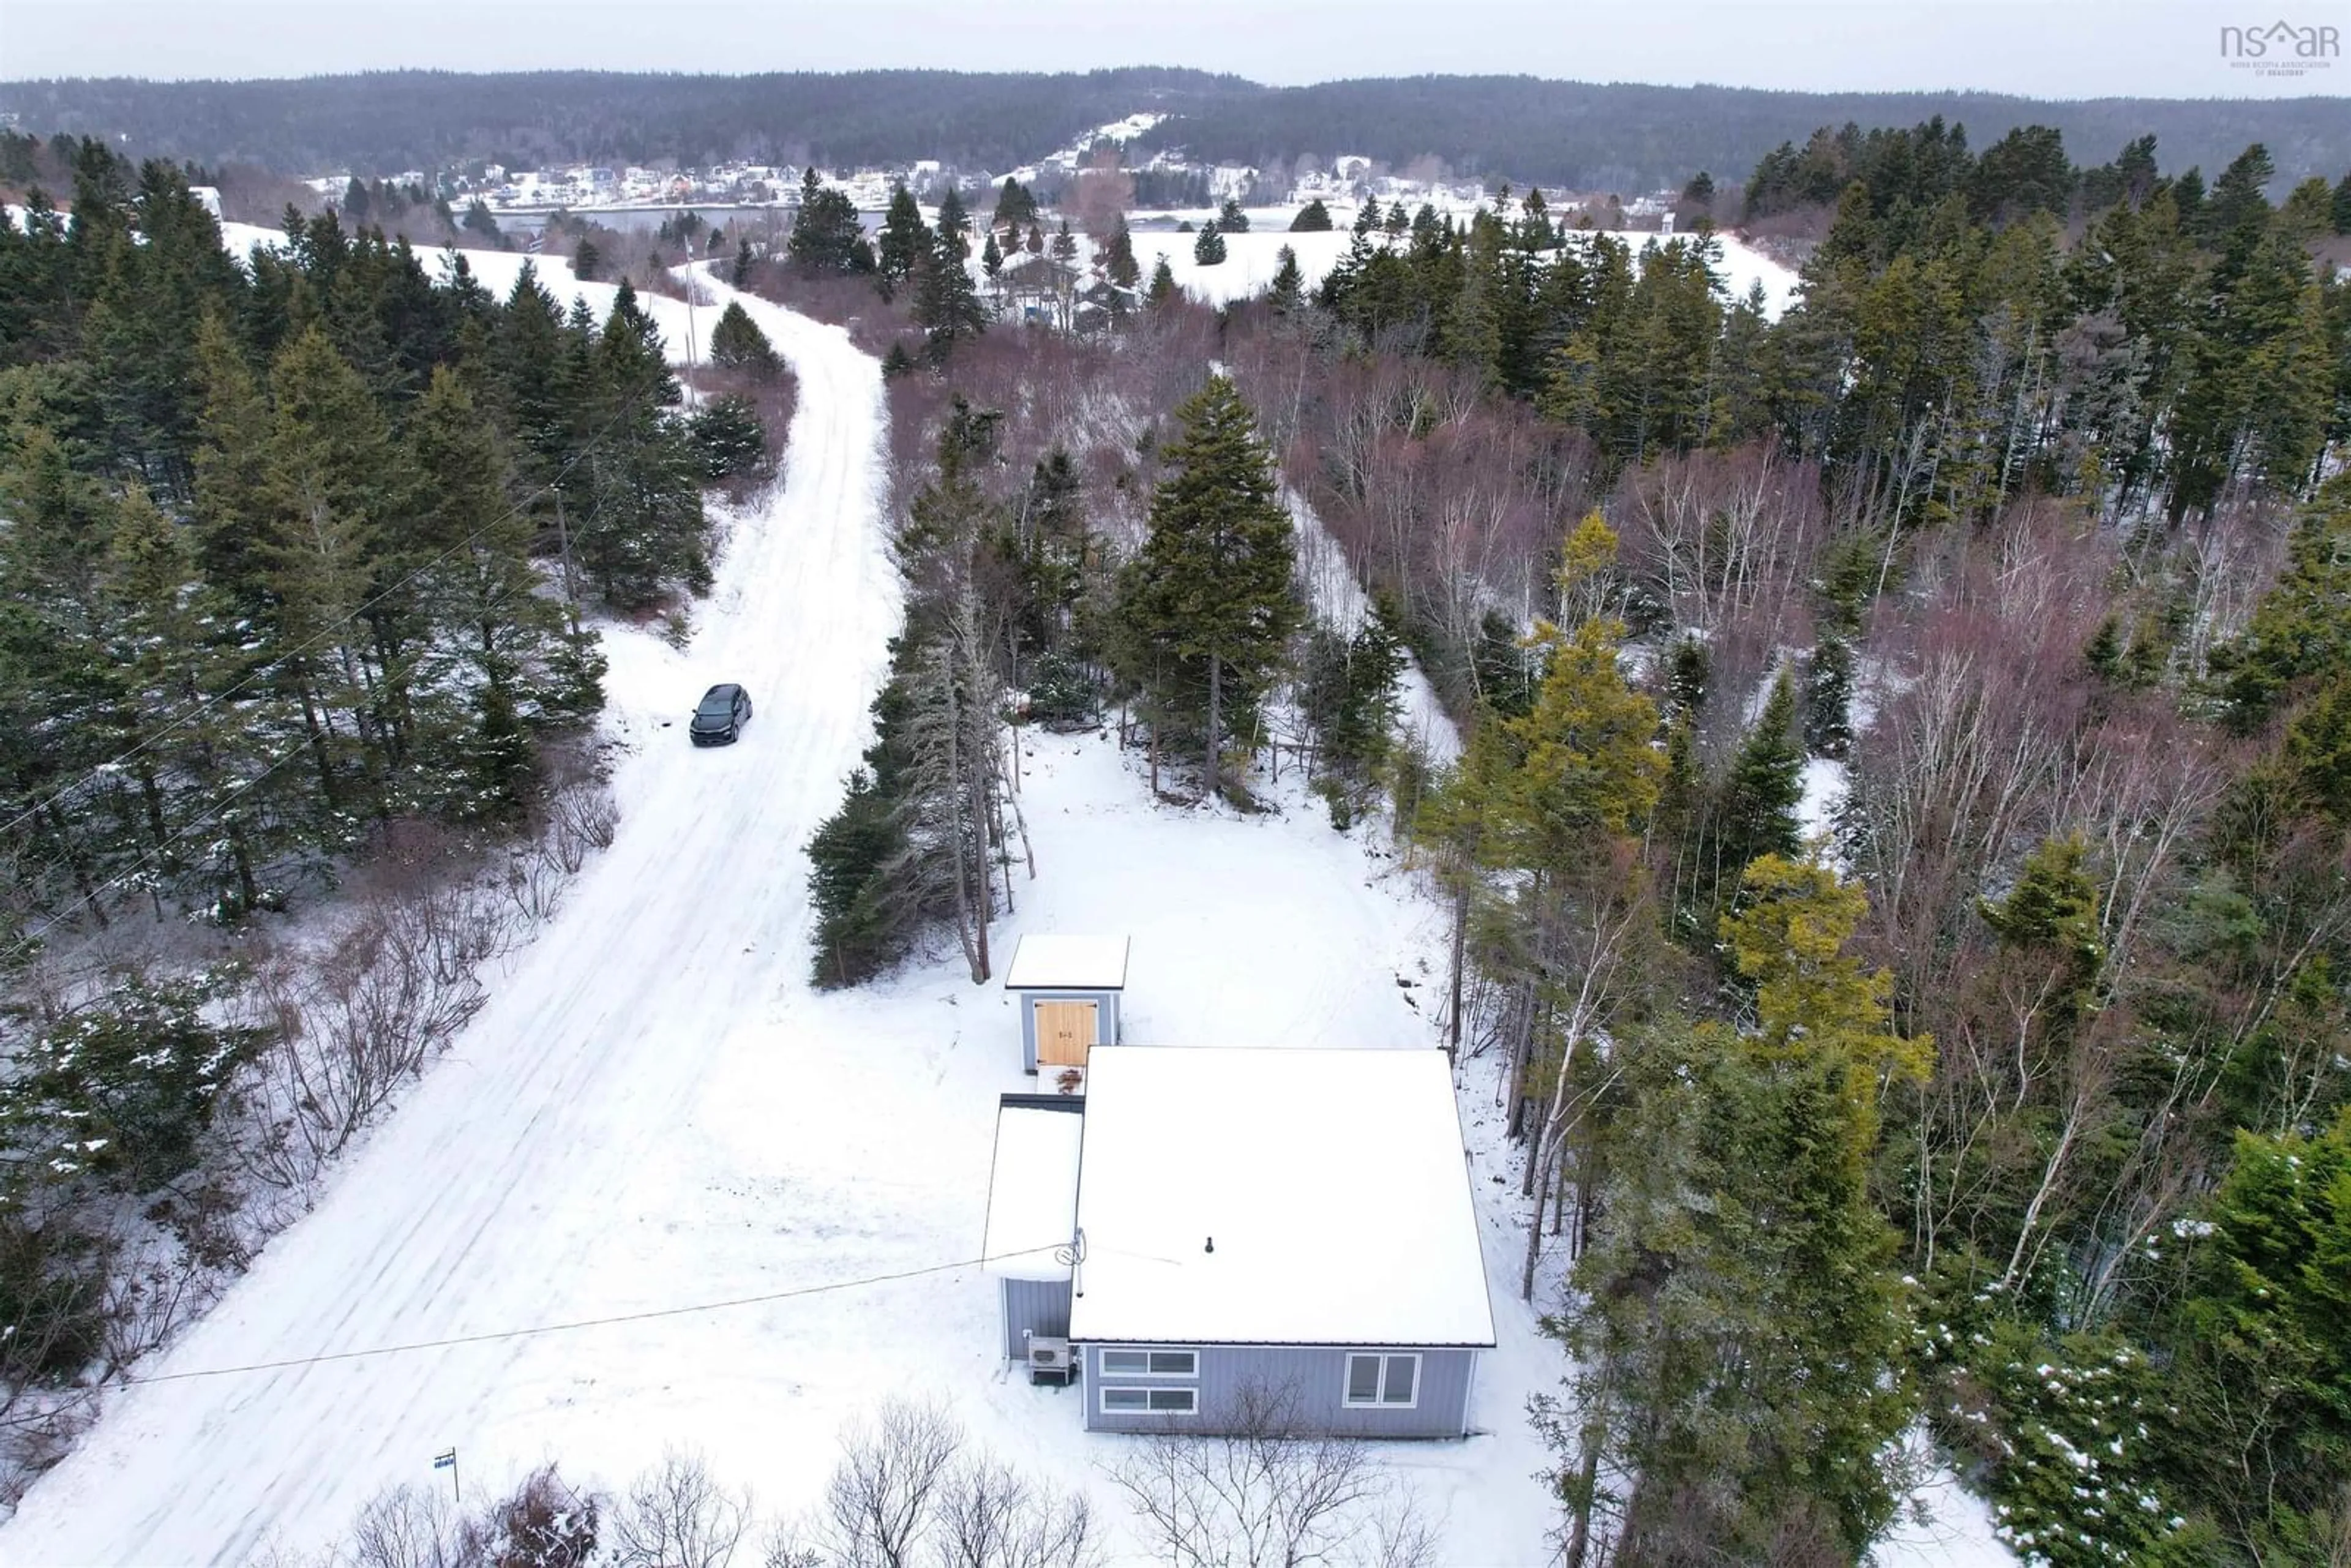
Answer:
[1104,216,1140,288]
[1146,255,1177,307]
[1268,245,1303,313]
[980,230,1003,279]
[1290,198,1333,232]
[1713,667,1807,878]
[1112,375,1303,799]
[875,184,932,298]
[911,233,988,358]
[1049,217,1078,264]
[1217,195,1250,233]
[935,184,971,259]
[1193,221,1226,266]
[708,299,781,378]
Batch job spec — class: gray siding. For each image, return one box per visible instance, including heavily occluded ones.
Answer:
[1016,988,1122,1073]
[1002,1278,1074,1361]
[1083,1343,1478,1439]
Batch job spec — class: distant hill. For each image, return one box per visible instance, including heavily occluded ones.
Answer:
[1,69,2342,192]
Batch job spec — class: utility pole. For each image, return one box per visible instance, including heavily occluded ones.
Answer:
[553,487,581,632]
[434,1448,459,1506]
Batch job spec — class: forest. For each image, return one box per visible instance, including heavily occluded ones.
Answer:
[5,68,2351,193]
[780,116,2351,1564]
[1,90,2347,1559]
[0,139,774,1483]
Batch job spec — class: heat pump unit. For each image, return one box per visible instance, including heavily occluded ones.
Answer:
[1024,1334,1074,1386]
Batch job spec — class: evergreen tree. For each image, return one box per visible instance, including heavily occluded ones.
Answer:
[1268,245,1303,313]
[980,230,1003,279]
[1104,216,1140,289]
[1289,198,1334,231]
[1217,195,1250,233]
[911,232,988,358]
[732,236,755,286]
[1026,222,1043,255]
[707,299,781,378]
[1712,667,1807,883]
[1193,221,1227,266]
[935,184,971,259]
[1049,216,1078,264]
[1146,255,1177,307]
[788,166,869,275]
[991,176,1036,238]
[1112,375,1303,798]
[875,183,933,298]
[571,238,601,282]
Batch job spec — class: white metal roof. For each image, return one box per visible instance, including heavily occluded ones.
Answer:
[1068,1048,1496,1348]
[981,1103,1084,1283]
[1003,934,1130,992]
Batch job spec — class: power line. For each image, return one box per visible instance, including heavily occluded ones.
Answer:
[121,1247,1056,1387]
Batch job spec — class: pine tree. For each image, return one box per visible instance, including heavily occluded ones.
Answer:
[1112,375,1303,799]
[991,176,1037,237]
[788,167,868,275]
[1049,217,1078,264]
[935,184,971,260]
[980,230,1003,279]
[1025,222,1043,256]
[1289,198,1333,232]
[731,236,754,286]
[911,233,988,358]
[1268,245,1303,313]
[1217,195,1250,233]
[1192,221,1226,266]
[1104,216,1140,288]
[571,238,601,282]
[708,299,781,378]
[875,184,932,298]
[1146,255,1177,307]
[1711,667,1807,887]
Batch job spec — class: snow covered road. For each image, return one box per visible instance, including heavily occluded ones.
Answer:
[1,283,899,1563]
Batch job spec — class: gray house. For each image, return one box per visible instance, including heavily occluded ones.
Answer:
[980,1046,1495,1439]
[1003,935,1127,1077]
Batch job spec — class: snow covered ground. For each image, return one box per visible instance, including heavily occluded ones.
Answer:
[0,226,1998,1564]
[1120,218,1799,318]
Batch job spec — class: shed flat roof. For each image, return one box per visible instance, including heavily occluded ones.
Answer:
[1003,934,1130,992]
[1068,1048,1496,1348]
[981,1100,1084,1284]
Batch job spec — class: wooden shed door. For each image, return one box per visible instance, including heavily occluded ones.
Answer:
[1036,1000,1098,1067]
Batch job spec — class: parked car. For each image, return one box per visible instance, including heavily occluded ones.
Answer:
[689,682,754,745]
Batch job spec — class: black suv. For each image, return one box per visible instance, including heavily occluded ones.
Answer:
[689,683,754,745]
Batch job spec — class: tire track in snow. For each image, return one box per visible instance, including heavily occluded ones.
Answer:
[0,288,895,1564]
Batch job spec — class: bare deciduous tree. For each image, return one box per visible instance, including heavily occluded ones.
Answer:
[609,1448,751,1568]
[822,1398,964,1568]
[1104,1384,1437,1568]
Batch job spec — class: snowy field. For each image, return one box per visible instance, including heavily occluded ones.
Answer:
[0,230,2000,1564]
[1115,214,1799,318]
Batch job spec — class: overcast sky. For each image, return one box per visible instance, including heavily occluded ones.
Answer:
[1,0,2341,98]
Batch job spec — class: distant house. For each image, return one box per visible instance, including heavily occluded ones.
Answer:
[980,1047,1495,1438]
[1003,934,1127,1075]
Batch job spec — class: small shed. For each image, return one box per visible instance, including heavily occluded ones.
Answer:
[1003,935,1128,1075]
[980,1094,1085,1362]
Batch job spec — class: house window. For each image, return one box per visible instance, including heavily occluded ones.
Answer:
[1343,1353,1420,1409]
[1101,1386,1197,1414]
[1100,1348,1197,1378]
